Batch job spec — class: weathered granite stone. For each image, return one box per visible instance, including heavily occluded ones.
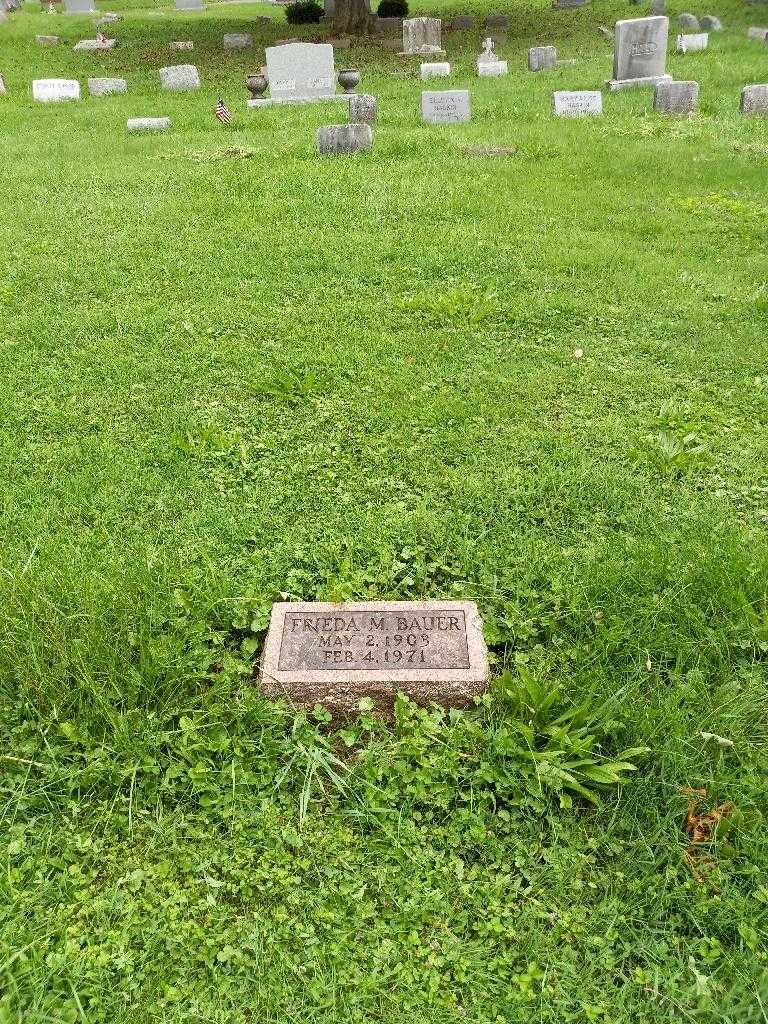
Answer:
[552,89,602,115]
[36,34,61,45]
[553,0,586,8]
[170,40,194,50]
[741,83,768,113]
[401,17,443,54]
[260,601,489,711]
[450,14,474,29]
[747,25,768,38]
[676,31,708,51]
[223,32,252,49]
[88,76,127,96]
[95,12,121,25]
[421,61,450,78]
[677,11,700,29]
[33,78,80,100]
[607,16,671,90]
[348,92,376,123]
[476,36,507,75]
[700,15,721,29]
[126,116,171,132]
[63,0,94,11]
[159,64,200,90]
[316,122,372,155]
[264,42,336,102]
[654,78,698,112]
[529,44,557,70]
[484,12,508,27]
[421,88,470,123]
[74,38,118,50]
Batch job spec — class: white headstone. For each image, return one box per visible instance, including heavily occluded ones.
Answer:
[420,89,471,123]
[127,117,172,132]
[175,0,203,9]
[747,26,768,39]
[529,44,557,71]
[421,61,450,78]
[33,78,80,101]
[74,37,117,49]
[63,0,95,12]
[265,42,336,102]
[676,31,708,51]
[552,89,603,115]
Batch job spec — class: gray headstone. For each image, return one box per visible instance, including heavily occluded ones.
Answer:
[223,32,252,49]
[677,12,700,29]
[654,78,698,113]
[741,83,768,113]
[175,0,203,9]
[608,16,670,89]
[553,0,586,8]
[36,34,61,44]
[529,44,558,70]
[316,122,372,156]
[450,15,474,29]
[260,601,489,711]
[552,89,603,115]
[401,17,443,54]
[421,61,450,78]
[348,92,376,123]
[126,117,171,132]
[88,76,127,96]
[95,12,121,23]
[484,12,508,26]
[421,88,471,123]
[74,37,117,49]
[652,0,665,14]
[265,42,336,101]
[33,78,80,101]
[170,40,194,50]
[63,0,95,11]
[700,15,722,29]
[159,64,200,90]
[676,31,708,51]
[376,16,403,34]
[747,26,768,38]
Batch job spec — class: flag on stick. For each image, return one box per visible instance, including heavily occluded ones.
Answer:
[215,98,233,125]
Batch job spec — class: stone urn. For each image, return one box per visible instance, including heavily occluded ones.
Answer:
[337,68,360,94]
[245,72,268,99]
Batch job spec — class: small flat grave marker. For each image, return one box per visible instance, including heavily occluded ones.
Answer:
[63,0,95,12]
[260,601,489,710]
[316,122,372,155]
[421,61,450,78]
[175,0,203,9]
[654,78,698,113]
[33,78,80,101]
[421,88,471,123]
[36,34,61,45]
[127,116,171,132]
[224,32,252,50]
[747,26,768,38]
[552,89,602,115]
[159,64,200,90]
[74,37,117,50]
[170,40,194,50]
[88,76,126,95]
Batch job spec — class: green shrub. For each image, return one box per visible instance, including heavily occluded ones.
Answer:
[285,0,324,24]
[377,0,408,16]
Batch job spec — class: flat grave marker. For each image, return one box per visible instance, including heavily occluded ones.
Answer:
[260,601,489,710]
[421,88,471,123]
[33,78,80,101]
[552,89,603,115]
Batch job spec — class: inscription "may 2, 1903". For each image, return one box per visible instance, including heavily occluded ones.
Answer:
[278,609,470,672]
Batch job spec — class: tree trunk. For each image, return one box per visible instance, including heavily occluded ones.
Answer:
[331,0,375,36]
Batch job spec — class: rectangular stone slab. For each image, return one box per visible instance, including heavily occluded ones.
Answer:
[260,601,488,710]
[421,89,471,123]
[612,16,669,81]
[552,89,602,115]
[265,42,336,101]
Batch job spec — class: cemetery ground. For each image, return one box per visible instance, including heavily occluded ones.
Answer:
[1,0,768,1019]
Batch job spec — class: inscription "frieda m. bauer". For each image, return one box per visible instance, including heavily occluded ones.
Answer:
[278,609,470,672]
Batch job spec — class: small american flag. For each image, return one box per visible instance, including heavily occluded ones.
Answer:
[215,98,232,125]
[96,31,107,43]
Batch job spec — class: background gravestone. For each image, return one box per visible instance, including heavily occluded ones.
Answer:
[677,32,708,51]
[677,12,700,29]
[175,0,204,10]
[265,43,336,102]
[316,123,373,155]
[700,15,722,29]
[223,32,252,49]
[348,93,376,123]
[401,17,444,54]
[127,117,171,132]
[33,78,80,101]
[88,76,127,96]
[552,89,603,115]
[529,44,558,70]
[159,64,201,90]
[655,78,698,113]
[607,16,671,89]
[64,0,95,12]
[421,61,450,78]
[741,83,768,113]
[421,89,471,123]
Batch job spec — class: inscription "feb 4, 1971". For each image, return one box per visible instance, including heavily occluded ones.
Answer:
[260,601,489,711]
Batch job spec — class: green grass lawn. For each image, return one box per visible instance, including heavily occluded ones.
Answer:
[1,0,768,1019]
